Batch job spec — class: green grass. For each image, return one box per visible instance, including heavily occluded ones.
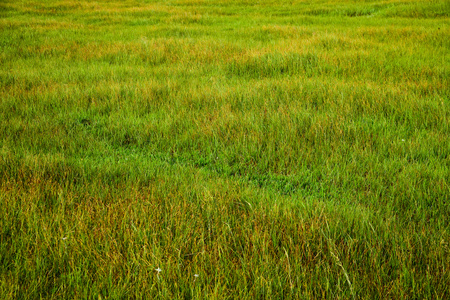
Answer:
[1,0,449,298]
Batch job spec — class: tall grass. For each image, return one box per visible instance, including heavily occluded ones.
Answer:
[1,0,449,298]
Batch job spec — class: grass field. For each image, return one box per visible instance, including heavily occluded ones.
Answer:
[1,0,449,298]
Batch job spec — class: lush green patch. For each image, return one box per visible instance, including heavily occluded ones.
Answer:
[1,0,449,298]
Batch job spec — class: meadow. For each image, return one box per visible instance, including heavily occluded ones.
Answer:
[0,0,449,298]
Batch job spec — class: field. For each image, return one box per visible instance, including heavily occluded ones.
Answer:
[1,0,449,298]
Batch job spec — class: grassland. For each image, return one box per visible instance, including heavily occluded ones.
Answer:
[1,0,449,298]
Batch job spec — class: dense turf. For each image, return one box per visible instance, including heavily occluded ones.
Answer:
[1,0,449,298]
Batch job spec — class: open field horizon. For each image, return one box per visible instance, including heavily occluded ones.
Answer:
[1,0,449,298]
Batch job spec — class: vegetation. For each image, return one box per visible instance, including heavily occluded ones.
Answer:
[1,0,449,298]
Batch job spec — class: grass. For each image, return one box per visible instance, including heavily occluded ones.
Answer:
[1,0,449,298]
